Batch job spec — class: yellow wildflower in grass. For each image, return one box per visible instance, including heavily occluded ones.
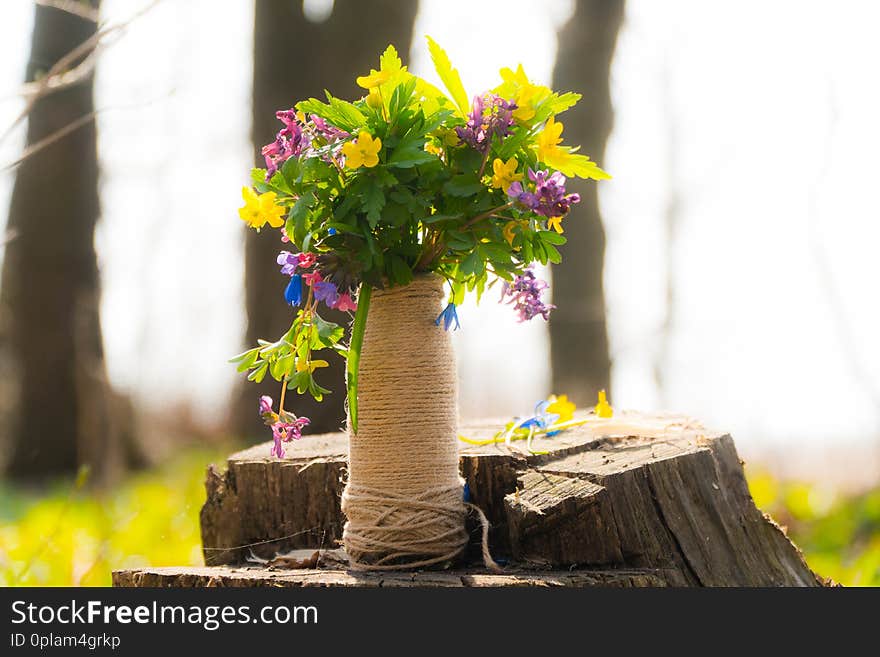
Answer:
[356,68,392,89]
[238,187,285,230]
[547,216,564,234]
[491,157,521,190]
[341,131,382,169]
[546,394,576,423]
[595,389,613,418]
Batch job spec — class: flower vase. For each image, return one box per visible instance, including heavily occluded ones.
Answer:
[341,274,468,569]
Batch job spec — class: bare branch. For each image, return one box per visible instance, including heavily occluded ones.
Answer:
[1,111,96,172]
[0,0,162,145]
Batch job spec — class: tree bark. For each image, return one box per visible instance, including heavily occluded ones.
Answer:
[548,0,624,404]
[181,414,825,586]
[233,0,419,440]
[0,1,122,482]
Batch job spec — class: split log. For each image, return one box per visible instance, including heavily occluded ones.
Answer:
[118,413,824,587]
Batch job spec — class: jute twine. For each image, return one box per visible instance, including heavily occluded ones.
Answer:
[342,274,471,570]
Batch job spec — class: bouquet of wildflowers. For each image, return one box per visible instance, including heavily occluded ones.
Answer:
[232,38,609,454]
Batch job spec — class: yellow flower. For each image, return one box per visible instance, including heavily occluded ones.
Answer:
[425,141,443,156]
[366,87,383,109]
[537,116,565,163]
[537,116,611,180]
[296,359,329,373]
[595,390,613,418]
[547,216,564,234]
[491,157,521,190]
[356,68,392,89]
[238,187,285,230]
[546,394,576,423]
[341,131,382,169]
[496,64,551,123]
[502,221,518,246]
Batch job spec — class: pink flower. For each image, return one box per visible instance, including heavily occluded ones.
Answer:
[302,270,323,286]
[298,252,317,268]
[334,292,357,312]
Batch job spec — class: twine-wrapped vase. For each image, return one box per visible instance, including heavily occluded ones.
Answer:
[341,274,468,569]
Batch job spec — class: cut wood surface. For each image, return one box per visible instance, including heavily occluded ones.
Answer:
[117,412,824,587]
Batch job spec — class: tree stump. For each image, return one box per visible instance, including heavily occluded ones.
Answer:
[114,413,824,587]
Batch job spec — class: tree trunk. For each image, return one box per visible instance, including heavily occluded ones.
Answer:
[147,413,827,587]
[0,1,121,483]
[548,0,624,405]
[233,0,419,440]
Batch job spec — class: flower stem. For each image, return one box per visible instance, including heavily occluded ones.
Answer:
[346,284,372,434]
[477,148,491,179]
[465,202,514,228]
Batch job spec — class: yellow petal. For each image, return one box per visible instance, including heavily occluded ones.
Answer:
[595,390,613,418]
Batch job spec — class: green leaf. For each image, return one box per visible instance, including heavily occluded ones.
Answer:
[389,77,417,121]
[288,370,311,394]
[361,185,385,227]
[388,136,435,168]
[327,93,367,131]
[443,174,482,197]
[313,314,344,346]
[388,254,414,286]
[546,91,582,116]
[247,361,269,383]
[425,36,470,117]
[445,230,475,251]
[461,248,482,276]
[287,190,314,244]
[538,230,567,245]
[347,285,372,434]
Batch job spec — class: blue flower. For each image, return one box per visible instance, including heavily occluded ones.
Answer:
[312,281,339,308]
[284,274,303,306]
[327,227,337,236]
[434,303,460,331]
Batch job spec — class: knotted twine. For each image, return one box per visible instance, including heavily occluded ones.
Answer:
[341,274,471,570]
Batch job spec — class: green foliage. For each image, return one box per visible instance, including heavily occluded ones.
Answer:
[231,305,344,402]
[0,449,228,586]
[748,469,880,586]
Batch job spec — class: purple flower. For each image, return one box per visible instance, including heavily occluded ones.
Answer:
[311,114,349,142]
[259,395,274,417]
[506,181,538,210]
[277,251,300,276]
[509,169,580,218]
[262,108,307,179]
[269,415,311,458]
[500,268,555,322]
[312,281,339,308]
[435,302,461,331]
[455,93,516,153]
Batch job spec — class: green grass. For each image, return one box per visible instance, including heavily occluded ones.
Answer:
[0,448,228,586]
[747,469,880,586]
[1,449,877,586]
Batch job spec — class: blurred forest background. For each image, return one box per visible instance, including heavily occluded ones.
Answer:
[0,0,878,586]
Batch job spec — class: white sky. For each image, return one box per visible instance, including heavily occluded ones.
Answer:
[1,0,879,456]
